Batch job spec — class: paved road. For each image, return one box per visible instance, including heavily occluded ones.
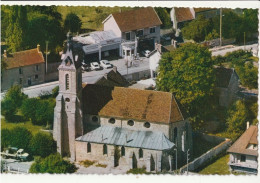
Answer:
[1,57,150,98]
[2,158,33,173]
[211,43,258,57]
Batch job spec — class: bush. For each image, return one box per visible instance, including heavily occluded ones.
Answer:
[52,86,59,98]
[21,98,39,121]
[8,126,32,151]
[1,128,11,150]
[29,132,56,157]
[29,153,77,173]
[34,99,55,126]
[127,168,147,174]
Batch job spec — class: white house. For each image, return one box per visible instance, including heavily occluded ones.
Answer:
[227,124,258,174]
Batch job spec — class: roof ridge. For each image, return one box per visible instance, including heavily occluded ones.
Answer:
[172,94,185,121]
[9,48,39,55]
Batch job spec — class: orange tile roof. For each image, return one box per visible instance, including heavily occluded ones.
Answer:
[112,7,162,32]
[175,8,194,23]
[227,125,258,156]
[194,8,216,13]
[3,48,44,69]
[98,87,185,123]
[95,69,129,87]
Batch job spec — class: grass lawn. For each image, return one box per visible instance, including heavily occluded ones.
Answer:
[199,154,231,175]
[1,117,42,135]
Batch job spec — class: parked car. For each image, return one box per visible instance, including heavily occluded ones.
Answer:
[1,147,29,161]
[81,63,91,72]
[90,62,101,71]
[100,60,113,69]
[142,50,151,57]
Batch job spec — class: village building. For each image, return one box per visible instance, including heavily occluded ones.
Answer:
[1,45,45,91]
[227,124,258,174]
[215,67,240,107]
[53,33,193,172]
[103,7,162,51]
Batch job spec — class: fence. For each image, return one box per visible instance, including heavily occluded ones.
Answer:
[180,133,232,173]
[3,165,29,174]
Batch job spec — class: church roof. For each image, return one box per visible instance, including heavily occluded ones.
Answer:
[215,67,239,88]
[76,125,175,151]
[97,87,186,123]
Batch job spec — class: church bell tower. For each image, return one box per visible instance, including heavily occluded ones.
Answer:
[53,32,83,161]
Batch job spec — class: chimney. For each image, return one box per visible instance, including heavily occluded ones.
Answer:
[246,121,250,130]
[113,66,117,73]
[3,50,7,58]
[37,44,41,53]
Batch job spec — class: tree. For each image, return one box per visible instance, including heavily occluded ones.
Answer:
[182,15,212,42]
[1,128,11,150]
[156,43,215,126]
[6,6,28,52]
[1,85,27,121]
[29,153,77,173]
[26,14,64,52]
[9,127,32,151]
[64,13,82,33]
[21,98,39,121]
[29,132,56,157]
[34,99,55,126]
[154,8,172,28]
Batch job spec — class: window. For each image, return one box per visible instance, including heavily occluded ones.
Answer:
[121,146,125,156]
[173,127,178,143]
[35,74,38,80]
[139,148,143,159]
[65,74,69,90]
[35,65,39,71]
[144,122,151,128]
[92,116,98,122]
[109,118,115,124]
[127,120,134,126]
[137,29,144,37]
[19,78,23,85]
[103,144,107,155]
[126,32,131,40]
[65,98,70,102]
[241,155,246,162]
[87,142,91,153]
[150,27,156,34]
[19,68,23,74]
[182,131,186,152]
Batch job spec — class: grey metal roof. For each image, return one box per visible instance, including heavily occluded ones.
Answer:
[76,126,175,151]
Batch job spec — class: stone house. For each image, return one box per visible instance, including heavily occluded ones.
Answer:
[1,45,45,91]
[227,124,258,174]
[103,7,162,51]
[215,67,239,107]
[53,33,193,172]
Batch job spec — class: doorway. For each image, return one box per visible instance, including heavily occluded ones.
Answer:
[132,153,137,169]
[27,77,31,86]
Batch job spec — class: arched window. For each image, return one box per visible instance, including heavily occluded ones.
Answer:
[139,148,143,159]
[65,74,69,90]
[87,142,91,153]
[103,144,107,155]
[121,146,125,156]
[127,120,134,126]
[109,118,115,124]
[174,127,178,143]
[144,122,151,128]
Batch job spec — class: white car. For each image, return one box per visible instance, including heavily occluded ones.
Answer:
[100,60,113,69]
[90,62,101,70]
[142,50,151,57]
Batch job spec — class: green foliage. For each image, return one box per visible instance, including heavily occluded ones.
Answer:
[205,29,219,41]
[8,126,32,151]
[64,13,82,33]
[156,43,215,125]
[30,153,77,173]
[52,86,59,98]
[29,132,56,158]
[34,99,55,126]
[226,99,257,140]
[1,128,12,150]
[79,159,96,168]
[154,8,172,28]
[21,98,39,121]
[127,168,147,174]
[1,85,27,121]
[94,12,110,27]
[182,15,213,42]
[26,14,64,51]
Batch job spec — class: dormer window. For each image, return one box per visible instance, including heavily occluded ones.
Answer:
[65,74,69,90]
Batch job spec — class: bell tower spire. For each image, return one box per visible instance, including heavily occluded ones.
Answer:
[53,32,83,161]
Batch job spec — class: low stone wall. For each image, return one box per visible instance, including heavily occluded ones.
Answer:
[123,69,151,81]
[180,133,231,173]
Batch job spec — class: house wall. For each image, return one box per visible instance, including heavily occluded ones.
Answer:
[1,63,45,91]
[149,50,161,78]
[103,16,122,37]
[229,153,258,174]
[75,140,169,172]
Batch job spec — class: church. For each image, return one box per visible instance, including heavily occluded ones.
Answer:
[53,33,193,172]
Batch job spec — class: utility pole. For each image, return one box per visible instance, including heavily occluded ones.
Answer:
[45,41,49,73]
[219,8,222,47]
[186,149,190,175]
